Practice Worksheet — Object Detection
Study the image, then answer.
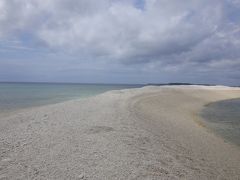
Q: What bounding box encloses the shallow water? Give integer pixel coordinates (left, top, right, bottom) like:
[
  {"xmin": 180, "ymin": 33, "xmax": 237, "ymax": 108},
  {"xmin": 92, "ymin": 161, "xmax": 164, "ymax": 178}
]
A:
[
  {"xmin": 0, "ymin": 82, "xmax": 142, "ymax": 115},
  {"xmin": 201, "ymin": 98, "xmax": 240, "ymax": 146}
]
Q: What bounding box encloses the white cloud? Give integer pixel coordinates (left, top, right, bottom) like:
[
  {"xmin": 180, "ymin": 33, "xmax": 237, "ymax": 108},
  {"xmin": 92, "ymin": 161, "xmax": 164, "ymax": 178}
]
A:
[
  {"xmin": 37, "ymin": 0, "xmax": 224, "ymax": 62},
  {"xmin": 0, "ymin": 0, "xmax": 239, "ymax": 84}
]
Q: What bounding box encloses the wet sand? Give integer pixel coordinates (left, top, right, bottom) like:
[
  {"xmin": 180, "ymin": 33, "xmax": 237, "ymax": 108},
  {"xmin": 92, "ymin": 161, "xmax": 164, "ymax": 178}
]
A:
[{"xmin": 0, "ymin": 86, "xmax": 240, "ymax": 179}]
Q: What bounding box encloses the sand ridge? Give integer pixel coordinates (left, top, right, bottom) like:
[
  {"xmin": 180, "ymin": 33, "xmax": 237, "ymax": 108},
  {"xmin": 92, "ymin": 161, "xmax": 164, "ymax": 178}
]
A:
[{"xmin": 0, "ymin": 85, "xmax": 240, "ymax": 179}]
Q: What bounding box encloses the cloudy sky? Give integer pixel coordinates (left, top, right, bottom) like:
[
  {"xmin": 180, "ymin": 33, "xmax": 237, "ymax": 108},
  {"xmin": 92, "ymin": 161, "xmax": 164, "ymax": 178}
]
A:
[{"xmin": 0, "ymin": 0, "xmax": 240, "ymax": 85}]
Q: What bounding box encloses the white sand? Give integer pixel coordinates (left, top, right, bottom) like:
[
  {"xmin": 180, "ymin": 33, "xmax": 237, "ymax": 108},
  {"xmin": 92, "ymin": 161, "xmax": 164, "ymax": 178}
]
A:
[{"xmin": 0, "ymin": 86, "xmax": 240, "ymax": 179}]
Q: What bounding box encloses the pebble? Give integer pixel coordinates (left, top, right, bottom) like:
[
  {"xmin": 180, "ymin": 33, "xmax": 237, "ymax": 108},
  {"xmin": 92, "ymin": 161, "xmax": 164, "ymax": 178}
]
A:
[
  {"xmin": 1, "ymin": 158, "xmax": 11, "ymax": 162},
  {"xmin": 78, "ymin": 173, "xmax": 85, "ymax": 179}
]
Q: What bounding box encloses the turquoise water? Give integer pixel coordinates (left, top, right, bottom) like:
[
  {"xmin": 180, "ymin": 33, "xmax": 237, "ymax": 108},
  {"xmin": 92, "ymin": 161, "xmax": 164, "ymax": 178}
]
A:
[
  {"xmin": 201, "ymin": 98, "xmax": 240, "ymax": 146},
  {"xmin": 0, "ymin": 82, "xmax": 142, "ymax": 115}
]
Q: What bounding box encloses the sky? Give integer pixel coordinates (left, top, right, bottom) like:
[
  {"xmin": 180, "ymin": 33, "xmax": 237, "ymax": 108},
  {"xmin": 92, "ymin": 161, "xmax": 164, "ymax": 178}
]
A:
[{"xmin": 0, "ymin": 0, "xmax": 240, "ymax": 85}]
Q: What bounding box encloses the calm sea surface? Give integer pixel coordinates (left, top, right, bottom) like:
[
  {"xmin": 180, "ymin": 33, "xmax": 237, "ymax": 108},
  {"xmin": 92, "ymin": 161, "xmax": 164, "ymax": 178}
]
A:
[
  {"xmin": 0, "ymin": 82, "xmax": 142, "ymax": 115},
  {"xmin": 201, "ymin": 98, "xmax": 240, "ymax": 146}
]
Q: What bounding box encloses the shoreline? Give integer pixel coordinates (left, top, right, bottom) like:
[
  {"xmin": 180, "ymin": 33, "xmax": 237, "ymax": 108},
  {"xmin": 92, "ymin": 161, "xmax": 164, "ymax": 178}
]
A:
[
  {"xmin": 1, "ymin": 85, "xmax": 237, "ymax": 118},
  {"xmin": 0, "ymin": 88, "xmax": 131, "ymax": 118},
  {"xmin": 0, "ymin": 83, "xmax": 142, "ymax": 118},
  {"xmin": 1, "ymin": 85, "xmax": 240, "ymax": 179},
  {"xmin": 0, "ymin": 96, "xmax": 90, "ymax": 119},
  {"xmin": 199, "ymin": 98, "xmax": 240, "ymax": 147}
]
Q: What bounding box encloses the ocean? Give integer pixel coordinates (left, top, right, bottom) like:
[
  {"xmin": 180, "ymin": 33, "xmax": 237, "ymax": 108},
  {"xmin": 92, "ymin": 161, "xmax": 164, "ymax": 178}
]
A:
[
  {"xmin": 0, "ymin": 82, "xmax": 142, "ymax": 115},
  {"xmin": 201, "ymin": 98, "xmax": 240, "ymax": 146}
]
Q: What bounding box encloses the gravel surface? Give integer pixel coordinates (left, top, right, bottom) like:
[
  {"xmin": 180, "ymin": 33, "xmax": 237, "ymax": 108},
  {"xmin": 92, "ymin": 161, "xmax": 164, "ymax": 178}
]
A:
[{"xmin": 0, "ymin": 86, "xmax": 240, "ymax": 179}]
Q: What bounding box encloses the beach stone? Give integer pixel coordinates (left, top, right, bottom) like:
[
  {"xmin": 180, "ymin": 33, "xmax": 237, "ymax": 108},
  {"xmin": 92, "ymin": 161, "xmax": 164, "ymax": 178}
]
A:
[
  {"xmin": 1, "ymin": 158, "xmax": 11, "ymax": 162},
  {"xmin": 85, "ymin": 126, "xmax": 114, "ymax": 134},
  {"xmin": 0, "ymin": 175, "xmax": 7, "ymax": 180},
  {"xmin": 78, "ymin": 173, "xmax": 85, "ymax": 179}
]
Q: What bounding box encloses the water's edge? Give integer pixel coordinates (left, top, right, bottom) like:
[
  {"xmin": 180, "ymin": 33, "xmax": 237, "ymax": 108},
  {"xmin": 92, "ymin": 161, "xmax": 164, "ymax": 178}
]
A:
[
  {"xmin": 0, "ymin": 83, "xmax": 142, "ymax": 117},
  {"xmin": 200, "ymin": 98, "xmax": 240, "ymax": 147}
]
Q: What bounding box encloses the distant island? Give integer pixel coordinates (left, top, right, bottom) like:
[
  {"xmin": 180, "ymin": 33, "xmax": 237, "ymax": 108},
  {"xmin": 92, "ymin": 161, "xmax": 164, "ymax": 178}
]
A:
[{"xmin": 146, "ymin": 83, "xmax": 215, "ymax": 86}]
